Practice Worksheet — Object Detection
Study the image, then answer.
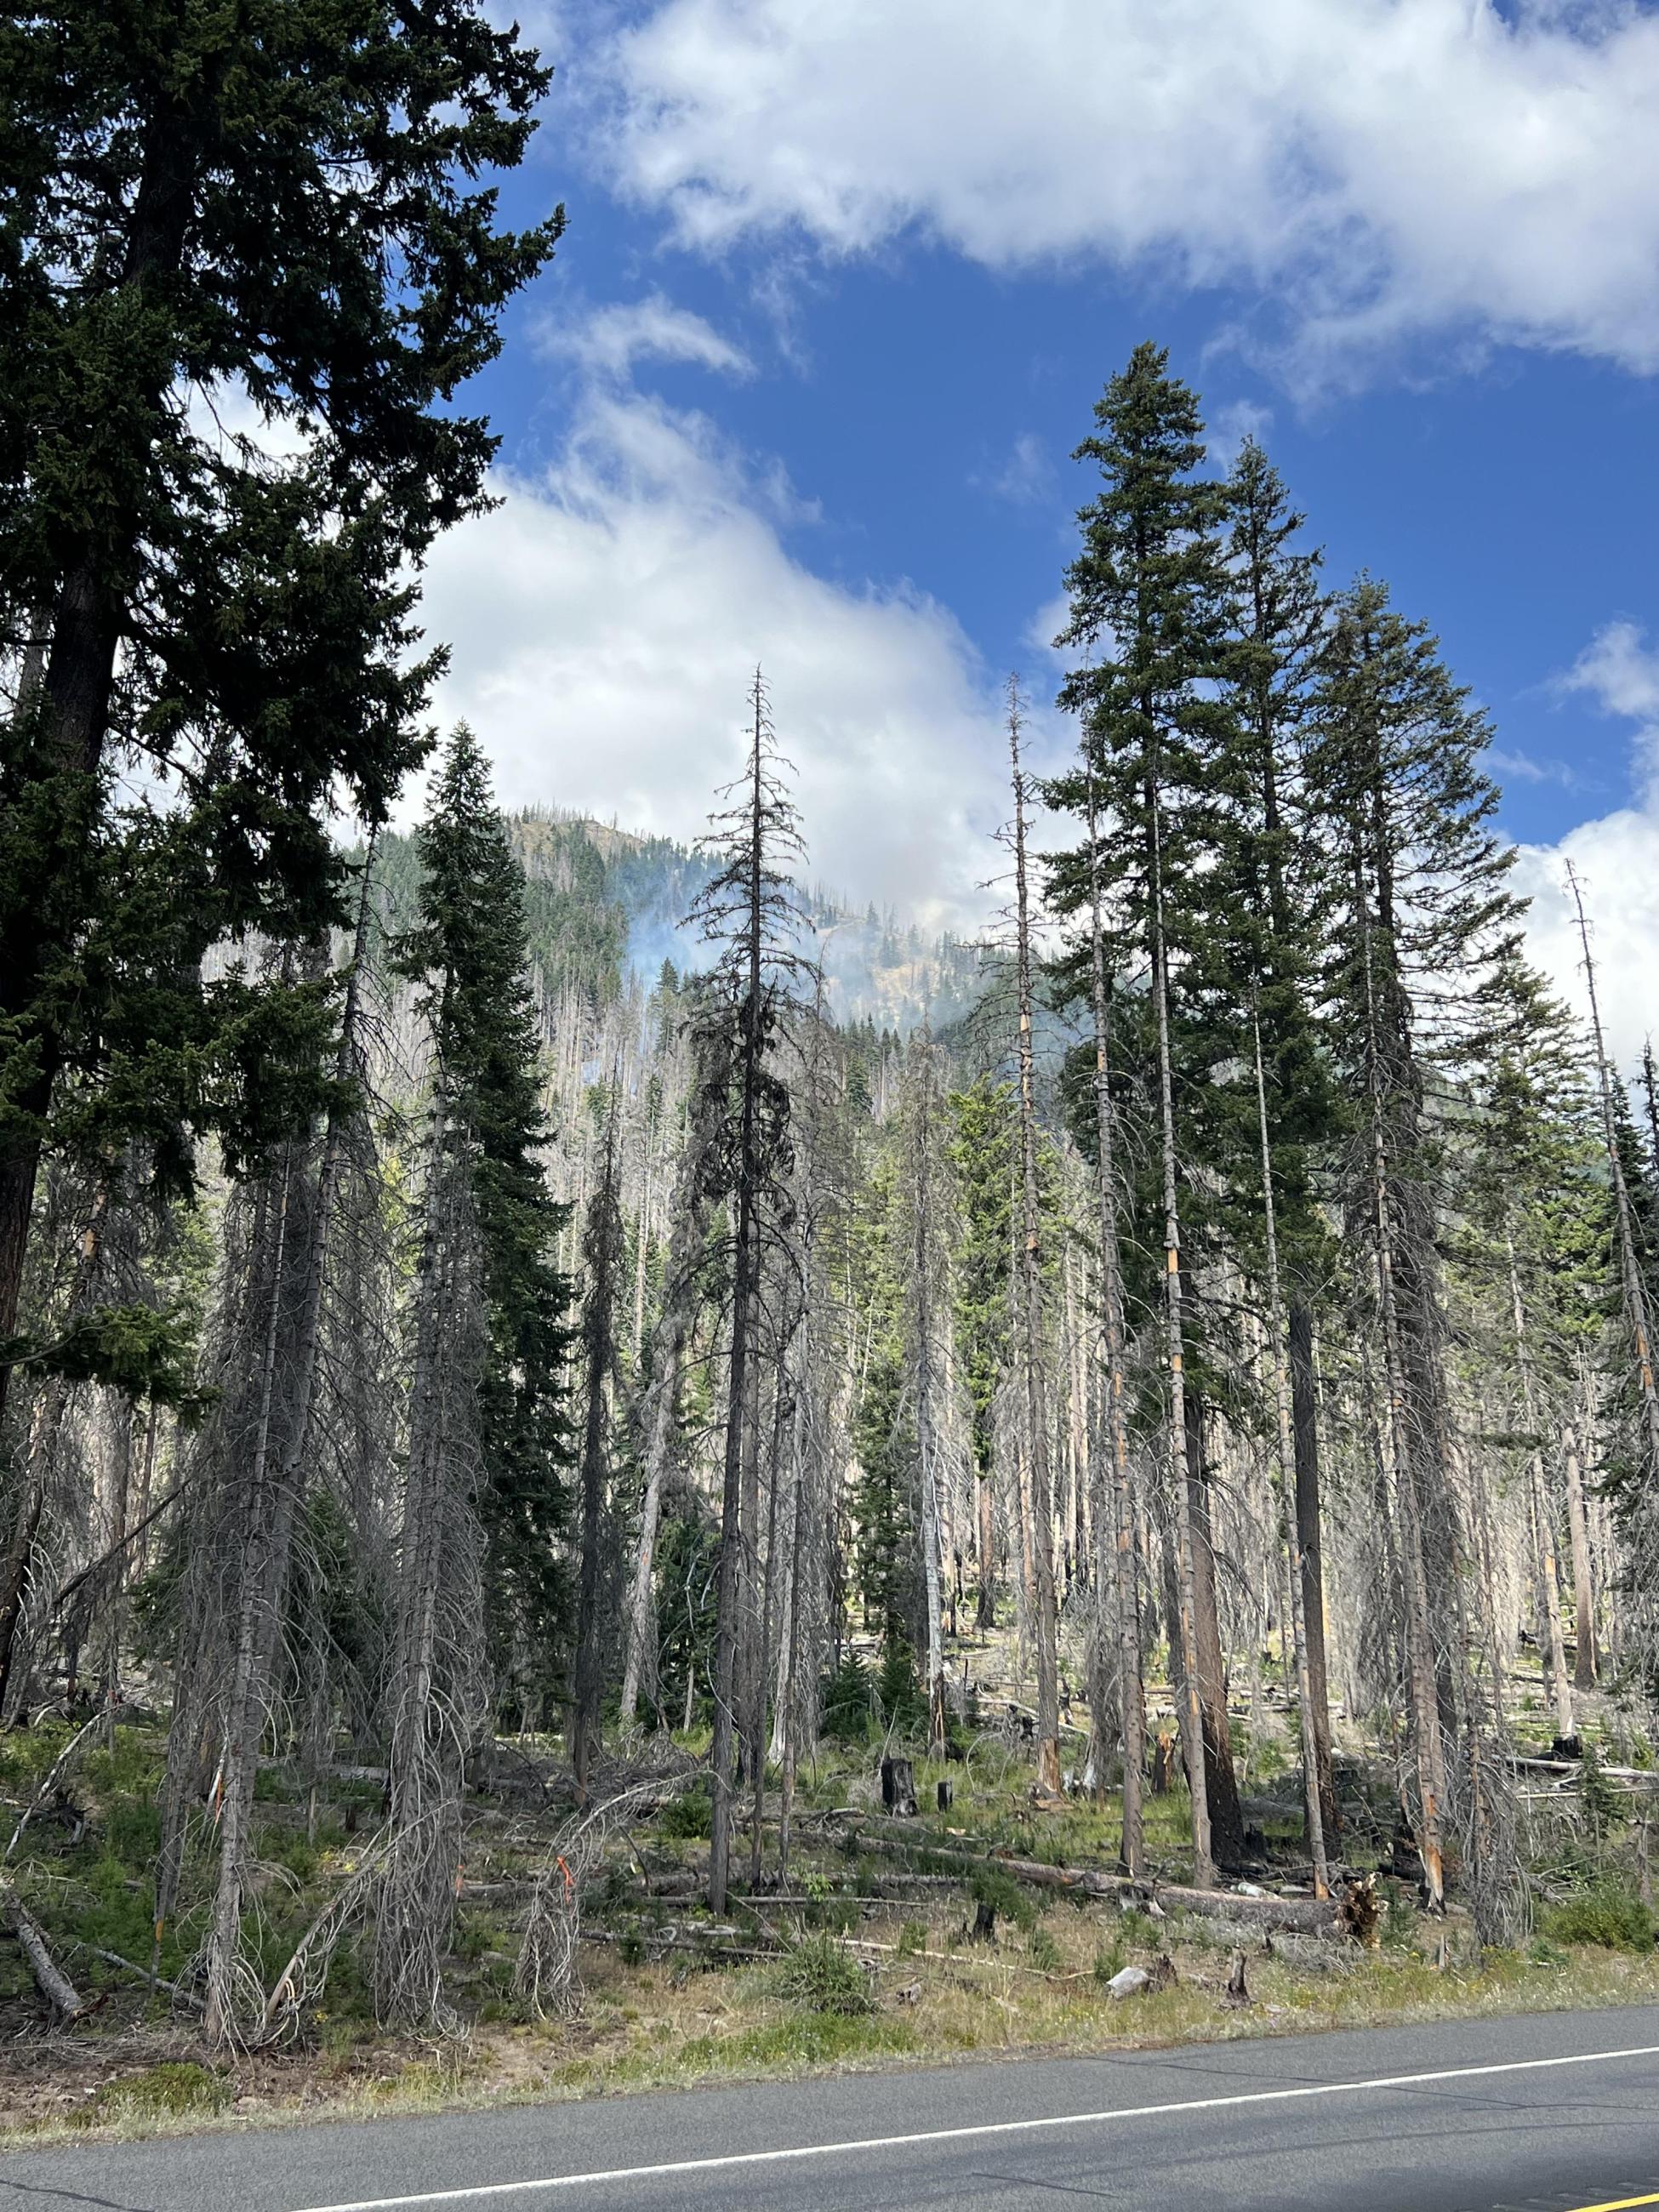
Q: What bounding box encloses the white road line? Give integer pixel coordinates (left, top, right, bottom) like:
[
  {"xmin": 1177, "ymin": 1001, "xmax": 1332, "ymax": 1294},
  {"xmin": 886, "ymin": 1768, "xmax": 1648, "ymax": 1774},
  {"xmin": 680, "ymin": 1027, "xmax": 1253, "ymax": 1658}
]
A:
[{"xmin": 291, "ymin": 2039, "xmax": 1659, "ymax": 2210}]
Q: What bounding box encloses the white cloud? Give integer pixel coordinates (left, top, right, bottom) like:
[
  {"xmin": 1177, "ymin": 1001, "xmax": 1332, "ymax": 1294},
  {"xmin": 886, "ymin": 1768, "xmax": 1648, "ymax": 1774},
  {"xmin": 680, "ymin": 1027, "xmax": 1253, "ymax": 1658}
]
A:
[
  {"xmin": 1517, "ymin": 620, "xmax": 1659, "ymax": 1071},
  {"xmin": 597, "ymin": 0, "xmax": 1659, "ymax": 379},
  {"xmin": 980, "ymin": 430, "xmax": 1055, "ymax": 505},
  {"xmin": 1558, "ymin": 619, "xmax": 1659, "ymax": 757},
  {"xmin": 1208, "ymin": 398, "xmax": 1276, "ymax": 471},
  {"xmin": 416, "ymin": 387, "xmax": 1012, "ymax": 929},
  {"xmin": 537, "ymin": 291, "xmax": 755, "ymax": 381}
]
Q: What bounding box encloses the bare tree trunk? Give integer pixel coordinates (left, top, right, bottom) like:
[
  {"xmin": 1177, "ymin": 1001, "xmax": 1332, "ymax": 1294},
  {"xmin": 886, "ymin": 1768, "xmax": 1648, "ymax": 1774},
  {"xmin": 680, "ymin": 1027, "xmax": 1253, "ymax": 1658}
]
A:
[
  {"xmin": 1569, "ymin": 865, "xmax": 1659, "ymax": 1671},
  {"xmin": 1184, "ymin": 1412, "xmax": 1247, "ymax": 1867},
  {"xmin": 1085, "ymin": 780, "xmax": 1143, "ymax": 1871},
  {"xmin": 1006, "ymin": 685, "xmax": 1061, "ymax": 1798},
  {"xmin": 377, "ymin": 1120, "xmax": 487, "ymax": 2028},
  {"xmin": 1289, "ymin": 1300, "xmax": 1338, "ymax": 1841},
  {"xmin": 1369, "ymin": 1080, "xmax": 1447, "ymax": 1911},
  {"xmin": 573, "ymin": 1086, "xmax": 624, "ymax": 1796},
  {"xmin": 1506, "ymin": 1239, "xmax": 1572, "ymax": 1739},
  {"xmin": 619, "ymin": 1092, "xmax": 717, "ymax": 1723},
  {"xmin": 913, "ymin": 1039, "xmax": 948, "ymax": 1757},
  {"xmin": 1149, "ymin": 784, "xmax": 1212, "ymax": 1887},
  {"xmin": 202, "ymin": 1143, "xmax": 294, "ymax": 2049},
  {"xmin": 1251, "ymin": 1018, "xmax": 1330, "ymax": 1894},
  {"xmin": 1564, "ymin": 1418, "xmax": 1599, "ymax": 1689},
  {"xmin": 973, "ymin": 1474, "xmax": 995, "ymax": 1632},
  {"xmin": 0, "ymin": 1183, "xmax": 111, "ymax": 1717}
]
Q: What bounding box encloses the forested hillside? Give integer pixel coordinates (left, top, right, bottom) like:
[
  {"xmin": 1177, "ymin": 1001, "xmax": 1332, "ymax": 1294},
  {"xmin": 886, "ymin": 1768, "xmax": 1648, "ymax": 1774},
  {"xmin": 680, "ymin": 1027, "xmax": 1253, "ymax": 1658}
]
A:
[
  {"xmin": 3, "ymin": 0, "xmax": 1659, "ymax": 2112},
  {"xmin": 372, "ymin": 809, "xmax": 983, "ymax": 1037}
]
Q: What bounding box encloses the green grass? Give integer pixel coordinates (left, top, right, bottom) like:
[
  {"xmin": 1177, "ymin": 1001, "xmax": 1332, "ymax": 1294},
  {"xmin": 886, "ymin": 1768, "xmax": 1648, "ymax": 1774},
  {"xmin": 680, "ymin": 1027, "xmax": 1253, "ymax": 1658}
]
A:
[{"xmin": 72, "ymin": 2063, "xmax": 231, "ymax": 2128}]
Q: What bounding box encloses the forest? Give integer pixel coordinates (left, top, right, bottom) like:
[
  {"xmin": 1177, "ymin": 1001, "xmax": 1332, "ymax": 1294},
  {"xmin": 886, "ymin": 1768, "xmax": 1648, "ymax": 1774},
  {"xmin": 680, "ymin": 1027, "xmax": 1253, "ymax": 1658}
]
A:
[{"xmin": 4, "ymin": 0, "xmax": 1659, "ymax": 2117}]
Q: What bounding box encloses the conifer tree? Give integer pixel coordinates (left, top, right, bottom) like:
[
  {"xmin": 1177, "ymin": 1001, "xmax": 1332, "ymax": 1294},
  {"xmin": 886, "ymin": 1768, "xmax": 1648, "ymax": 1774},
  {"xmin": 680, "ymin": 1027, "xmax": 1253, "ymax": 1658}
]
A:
[
  {"xmin": 1307, "ymin": 578, "xmax": 1525, "ymax": 1929},
  {"xmin": 0, "ymin": 0, "xmax": 562, "ymax": 1452},
  {"xmin": 379, "ymin": 727, "xmax": 572, "ymax": 2024},
  {"xmin": 1047, "ymin": 341, "xmax": 1245, "ymax": 1884},
  {"xmin": 395, "ymin": 726, "xmax": 574, "ymax": 1713},
  {"xmin": 1217, "ymin": 440, "xmax": 1343, "ymax": 1844}
]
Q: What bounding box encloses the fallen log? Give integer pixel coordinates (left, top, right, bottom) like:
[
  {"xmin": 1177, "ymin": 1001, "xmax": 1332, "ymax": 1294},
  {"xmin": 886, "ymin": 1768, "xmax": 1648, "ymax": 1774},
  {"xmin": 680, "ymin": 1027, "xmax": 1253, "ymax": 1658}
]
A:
[
  {"xmin": 72, "ymin": 1942, "xmax": 204, "ymax": 2012},
  {"xmin": 841, "ymin": 1823, "xmax": 1350, "ymax": 1937},
  {"xmin": 579, "ymin": 1926, "xmax": 779, "ymax": 1965},
  {"xmin": 3, "ymin": 1890, "xmax": 86, "ymax": 2018},
  {"xmin": 1510, "ymin": 1755, "xmax": 1659, "ymax": 1783}
]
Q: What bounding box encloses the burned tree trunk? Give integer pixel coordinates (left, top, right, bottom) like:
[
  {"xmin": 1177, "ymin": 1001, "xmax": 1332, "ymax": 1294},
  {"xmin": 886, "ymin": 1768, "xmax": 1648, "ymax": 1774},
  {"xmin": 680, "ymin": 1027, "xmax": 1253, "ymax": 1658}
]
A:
[
  {"xmin": 619, "ymin": 1077, "xmax": 720, "ymax": 1724},
  {"xmin": 1006, "ymin": 685, "xmax": 1061, "ymax": 1799},
  {"xmin": 573, "ymin": 1086, "xmax": 625, "ymax": 1796},
  {"xmin": 1289, "ymin": 1299, "xmax": 1338, "ymax": 1844},
  {"xmin": 1085, "ymin": 777, "xmax": 1145, "ymax": 1872}
]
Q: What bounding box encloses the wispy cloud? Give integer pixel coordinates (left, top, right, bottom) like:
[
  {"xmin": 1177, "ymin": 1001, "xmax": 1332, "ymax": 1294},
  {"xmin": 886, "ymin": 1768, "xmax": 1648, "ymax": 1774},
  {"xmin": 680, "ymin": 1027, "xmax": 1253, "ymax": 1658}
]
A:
[
  {"xmin": 1489, "ymin": 745, "xmax": 1579, "ymax": 790},
  {"xmin": 978, "ymin": 430, "xmax": 1055, "ymax": 505},
  {"xmin": 1207, "ymin": 397, "xmax": 1275, "ymax": 470},
  {"xmin": 536, "ymin": 292, "xmax": 755, "ymax": 383}
]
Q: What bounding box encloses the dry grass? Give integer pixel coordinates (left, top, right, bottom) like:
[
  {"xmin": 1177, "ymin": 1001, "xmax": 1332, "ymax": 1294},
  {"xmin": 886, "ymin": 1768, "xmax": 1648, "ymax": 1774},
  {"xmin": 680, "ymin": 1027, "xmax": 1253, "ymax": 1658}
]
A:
[{"xmin": 10, "ymin": 1887, "xmax": 1659, "ymax": 2151}]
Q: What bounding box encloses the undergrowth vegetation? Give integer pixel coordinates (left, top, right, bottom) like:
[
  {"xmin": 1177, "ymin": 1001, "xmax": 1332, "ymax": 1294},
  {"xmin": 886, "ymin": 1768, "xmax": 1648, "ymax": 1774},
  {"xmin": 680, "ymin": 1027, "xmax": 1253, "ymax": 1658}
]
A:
[{"xmin": 4, "ymin": 1631, "xmax": 1659, "ymax": 2148}]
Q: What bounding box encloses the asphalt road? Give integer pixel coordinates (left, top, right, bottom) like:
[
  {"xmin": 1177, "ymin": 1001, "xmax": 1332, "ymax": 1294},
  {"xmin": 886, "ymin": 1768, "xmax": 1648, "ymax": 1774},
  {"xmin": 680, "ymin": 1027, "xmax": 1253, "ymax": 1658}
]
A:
[{"xmin": 5, "ymin": 2004, "xmax": 1659, "ymax": 2212}]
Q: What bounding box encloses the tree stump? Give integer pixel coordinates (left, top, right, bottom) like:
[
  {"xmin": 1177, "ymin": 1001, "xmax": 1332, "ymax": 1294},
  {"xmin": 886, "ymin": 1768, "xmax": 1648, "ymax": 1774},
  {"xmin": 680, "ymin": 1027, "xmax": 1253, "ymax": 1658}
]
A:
[
  {"xmin": 881, "ymin": 1756, "xmax": 918, "ymax": 1817},
  {"xmin": 972, "ymin": 1896, "xmax": 997, "ymax": 1942},
  {"xmin": 1340, "ymin": 1872, "xmax": 1382, "ymax": 1947}
]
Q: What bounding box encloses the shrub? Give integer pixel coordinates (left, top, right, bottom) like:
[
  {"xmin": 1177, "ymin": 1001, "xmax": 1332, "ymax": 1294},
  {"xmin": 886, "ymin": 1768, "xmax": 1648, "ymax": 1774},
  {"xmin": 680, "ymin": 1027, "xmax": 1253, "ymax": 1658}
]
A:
[
  {"xmin": 779, "ymin": 1932, "xmax": 875, "ymax": 2015},
  {"xmin": 75, "ymin": 2062, "xmax": 231, "ymax": 2125},
  {"xmin": 658, "ymin": 1782, "xmax": 714, "ymax": 1839},
  {"xmin": 1093, "ymin": 1934, "xmax": 1126, "ymax": 1984},
  {"xmin": 970, "ymin": 1864, "xmax": 1037, "ymax": 1935},
  {"xmin": 1539, "ymin": 1884, "xmax": 1655, "ymax": 1953},
  {"xmin": 1029, "ymin": 1926, "xmax": 1062, "ymax": 1973},
  {"xmin": 819, "ymin": 1654, "xmax": 875, "ymax": 1743}
]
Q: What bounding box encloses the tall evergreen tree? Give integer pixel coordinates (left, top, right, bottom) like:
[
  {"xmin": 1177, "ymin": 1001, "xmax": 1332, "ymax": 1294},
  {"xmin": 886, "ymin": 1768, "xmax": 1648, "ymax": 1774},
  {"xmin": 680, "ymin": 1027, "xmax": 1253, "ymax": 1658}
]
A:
[
  {"xmin": 1307, "ymin": 576, "xmax": 1525, "ymax": 1930},
  {"xmin": 0, "ymin": 0, "xmax": 561, "ymax": 1453},
  {"xmin": 393, "ymin": 725, "xmax": 574, "ymax": 1713},
  {"xmin": 1046, "ymin": 341, "xmax": 1245, "ymax": 1883},
  {"xmin": 1218, "ymin": 437, "xmax": 1344, "ymax": 1850}
]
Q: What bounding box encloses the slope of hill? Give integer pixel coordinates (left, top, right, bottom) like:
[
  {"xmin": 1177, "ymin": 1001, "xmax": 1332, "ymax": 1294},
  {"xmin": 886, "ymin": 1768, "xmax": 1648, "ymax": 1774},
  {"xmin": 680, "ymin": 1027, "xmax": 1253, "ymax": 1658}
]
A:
[{"xmin": 374, "ymin": 808, "xmax": 984, "ymax": 1034}]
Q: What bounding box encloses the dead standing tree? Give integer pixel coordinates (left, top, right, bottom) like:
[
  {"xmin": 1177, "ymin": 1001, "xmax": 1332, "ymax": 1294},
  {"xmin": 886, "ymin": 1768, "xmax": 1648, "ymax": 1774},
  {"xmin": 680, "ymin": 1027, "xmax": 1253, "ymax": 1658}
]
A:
[
  {"xmin": 1569, "ymin": 864, "xmax": 1659, "ymax": 1681},
  {"xmin": 1082, "ymin": 773, "xmax": 1146, "ymax": 1871},
  {"xmin": 1002, "ymin": 681, "xmax": 1063, "ymax": 1799},
  {"xmin": 572, "ymin": 1077, "xmax": 625, "ymax": 1796},
  {"xmin": 376, "ymin": 1126, "xmax": 487, "ymax": 2027},
  {"xmin": 619, "ymin": 1053, "xmax": 724, "ymax": 1725},
  {"xmin": 906, "ymin": 1027, "xmax": 950, "ymax": 1756},
  {"xmin": 686, "ymin": 672, "xmax": 814, "ymax": 1914}
]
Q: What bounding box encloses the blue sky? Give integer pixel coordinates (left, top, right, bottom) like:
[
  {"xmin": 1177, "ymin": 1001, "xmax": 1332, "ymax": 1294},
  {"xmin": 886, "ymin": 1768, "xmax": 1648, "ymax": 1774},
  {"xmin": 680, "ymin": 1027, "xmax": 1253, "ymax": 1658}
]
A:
[{"xmin": 415, "ymin": 0, "xmax": 1659, "ymax": 1058}]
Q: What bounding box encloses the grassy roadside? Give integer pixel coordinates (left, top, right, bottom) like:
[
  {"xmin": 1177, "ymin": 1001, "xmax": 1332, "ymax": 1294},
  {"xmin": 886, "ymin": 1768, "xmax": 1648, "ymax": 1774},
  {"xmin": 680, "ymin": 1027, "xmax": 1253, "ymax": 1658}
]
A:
[
  {"xmin": 7, "ymin": 1932, "xmax": 1659, "ymax": 2151},
  {"xmin": 6, "ymin": 1655, "xmax": 1658, "ymax": 2151}
]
